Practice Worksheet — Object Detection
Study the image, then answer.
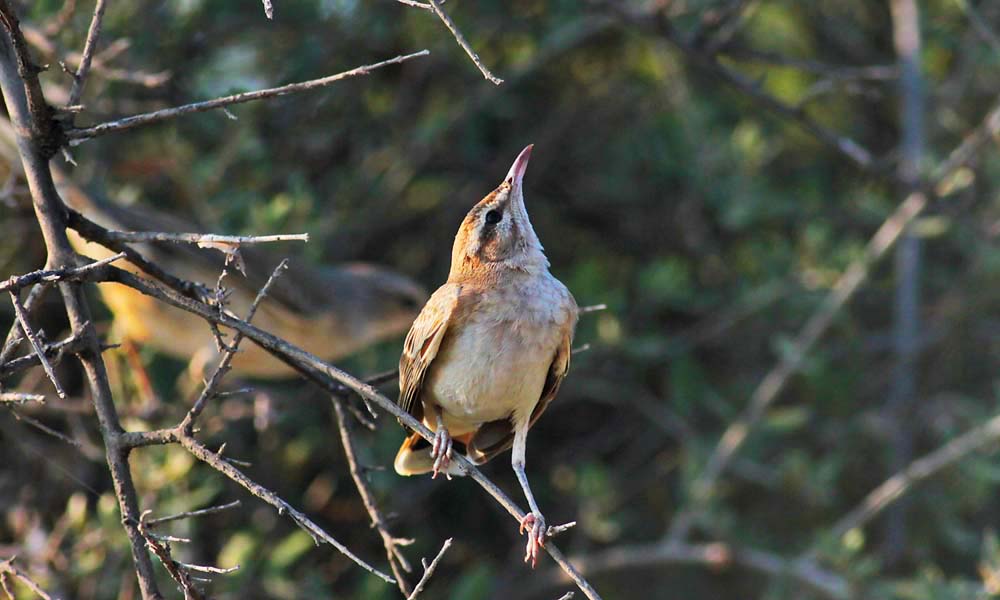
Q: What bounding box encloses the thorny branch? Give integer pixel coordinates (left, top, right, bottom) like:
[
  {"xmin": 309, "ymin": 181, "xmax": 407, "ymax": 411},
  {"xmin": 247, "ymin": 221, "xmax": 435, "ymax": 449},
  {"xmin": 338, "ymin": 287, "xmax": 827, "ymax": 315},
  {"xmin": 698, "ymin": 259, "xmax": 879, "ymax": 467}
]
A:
[{"xmin": 65, "ymin": 50, "xmax": 430, "ymax": 143}]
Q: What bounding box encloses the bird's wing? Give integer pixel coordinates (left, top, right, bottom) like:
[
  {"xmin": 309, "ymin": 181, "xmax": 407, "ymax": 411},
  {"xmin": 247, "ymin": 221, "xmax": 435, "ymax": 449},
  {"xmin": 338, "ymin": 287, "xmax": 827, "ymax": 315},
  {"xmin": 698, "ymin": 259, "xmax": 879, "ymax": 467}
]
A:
[
  {"xmin": 468, "ymin": 317, "xmax": 575, "ymax": 463},
  {"xmin": 397, "ymin": 283, "xmax": 463, "ymax": 429}
]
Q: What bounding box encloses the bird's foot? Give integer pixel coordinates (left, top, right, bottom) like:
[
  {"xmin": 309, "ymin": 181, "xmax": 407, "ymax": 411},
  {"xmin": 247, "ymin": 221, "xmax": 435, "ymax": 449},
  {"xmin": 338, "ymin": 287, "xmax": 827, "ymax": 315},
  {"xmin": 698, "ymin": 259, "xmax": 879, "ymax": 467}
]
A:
[
  {"xmin": 430, "ymin": 427, "xmax": 452, "ymax": 480},
  {"xmin": 519, "ymin": 511, "xmax": 546, "ymax": 568}
]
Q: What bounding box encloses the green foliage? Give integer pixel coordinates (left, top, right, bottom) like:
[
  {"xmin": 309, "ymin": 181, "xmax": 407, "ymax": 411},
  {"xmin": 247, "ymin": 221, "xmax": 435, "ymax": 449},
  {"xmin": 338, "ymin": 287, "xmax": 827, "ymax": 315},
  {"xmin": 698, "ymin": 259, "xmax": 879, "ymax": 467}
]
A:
[{"xmin": 3, "ymin": 0, "xmax": 1000, "ymax": 598}]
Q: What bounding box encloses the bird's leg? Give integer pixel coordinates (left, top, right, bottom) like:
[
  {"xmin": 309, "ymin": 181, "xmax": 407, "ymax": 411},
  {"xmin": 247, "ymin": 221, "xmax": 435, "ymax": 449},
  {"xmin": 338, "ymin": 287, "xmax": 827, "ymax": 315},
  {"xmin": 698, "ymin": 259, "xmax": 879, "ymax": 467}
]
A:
[
  {"xmin": 430, "ymin": 405, "xmax": 453, "ymax": 480},
  {"xmin": 512, "ymin": 423, "xmax": 545, "ymax": 568}
]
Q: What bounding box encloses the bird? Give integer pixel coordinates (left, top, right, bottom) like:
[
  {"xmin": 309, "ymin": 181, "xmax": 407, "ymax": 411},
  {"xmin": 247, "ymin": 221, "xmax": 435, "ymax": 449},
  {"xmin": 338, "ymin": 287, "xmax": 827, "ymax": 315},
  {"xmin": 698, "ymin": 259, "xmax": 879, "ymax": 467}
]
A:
[
  {"xmin": 0, "ymin": 117, "xmax": 426, "ymax": 383},
  {"xmin": 392, "ymin": 145, "xmax": 578, "ymax": 567},
  {"xmin": 55, "ymin": 174, "xmax": 427, "ymax": 381}
]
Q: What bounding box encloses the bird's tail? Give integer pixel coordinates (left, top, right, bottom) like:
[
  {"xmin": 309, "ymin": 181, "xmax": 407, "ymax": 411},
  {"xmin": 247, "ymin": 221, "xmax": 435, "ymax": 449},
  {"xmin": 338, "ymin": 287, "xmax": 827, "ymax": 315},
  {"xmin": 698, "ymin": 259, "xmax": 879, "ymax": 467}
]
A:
[{"xmin": 393, "ymin": 432, "xmax": 480, "ymax": 477}]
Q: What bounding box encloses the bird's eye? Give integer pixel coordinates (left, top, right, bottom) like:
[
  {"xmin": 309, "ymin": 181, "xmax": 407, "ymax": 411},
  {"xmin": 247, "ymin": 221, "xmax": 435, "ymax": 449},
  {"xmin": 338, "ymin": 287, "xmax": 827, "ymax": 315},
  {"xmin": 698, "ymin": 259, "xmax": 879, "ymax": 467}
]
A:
[{"xmin": 484, "ymin": 209, "xmax": 502, "ymax": 225}]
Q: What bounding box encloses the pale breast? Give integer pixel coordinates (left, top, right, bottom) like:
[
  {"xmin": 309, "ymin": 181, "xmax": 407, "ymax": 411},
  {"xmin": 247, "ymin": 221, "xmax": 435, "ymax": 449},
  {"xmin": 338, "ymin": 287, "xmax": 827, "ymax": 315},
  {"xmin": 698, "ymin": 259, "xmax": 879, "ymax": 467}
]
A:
[{"xmin": 425, "ymin": 274, "xmax": 574, "ymax": 433}]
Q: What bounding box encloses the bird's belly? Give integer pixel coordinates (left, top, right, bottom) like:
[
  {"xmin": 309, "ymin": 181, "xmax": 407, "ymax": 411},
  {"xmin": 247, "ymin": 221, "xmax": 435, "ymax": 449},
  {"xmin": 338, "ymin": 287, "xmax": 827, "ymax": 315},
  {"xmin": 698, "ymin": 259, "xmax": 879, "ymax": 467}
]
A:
[{"xmin": 426, "ymin": 323, "xmax": 557, "ymax": 433}]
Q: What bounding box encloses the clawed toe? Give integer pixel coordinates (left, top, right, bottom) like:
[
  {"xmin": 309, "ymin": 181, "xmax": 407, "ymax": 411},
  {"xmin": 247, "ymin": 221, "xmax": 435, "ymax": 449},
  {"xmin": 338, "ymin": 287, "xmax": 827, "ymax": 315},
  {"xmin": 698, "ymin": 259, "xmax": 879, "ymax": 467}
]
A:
[
  {"xmin": 430, "ymin": 428, "xmax": 452, "ymax": 479},
  {"xmin": 519, "ymin": 512, "xmax": 546, "ymax": 568}
]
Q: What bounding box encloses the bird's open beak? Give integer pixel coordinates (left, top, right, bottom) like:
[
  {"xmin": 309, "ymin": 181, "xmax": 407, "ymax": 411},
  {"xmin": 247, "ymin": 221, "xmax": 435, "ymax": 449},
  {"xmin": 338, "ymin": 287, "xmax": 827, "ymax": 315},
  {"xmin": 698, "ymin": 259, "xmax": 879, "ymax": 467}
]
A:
[{"xmin": 504, "ymin": 144, "xmax": 533, "ymax": 191}]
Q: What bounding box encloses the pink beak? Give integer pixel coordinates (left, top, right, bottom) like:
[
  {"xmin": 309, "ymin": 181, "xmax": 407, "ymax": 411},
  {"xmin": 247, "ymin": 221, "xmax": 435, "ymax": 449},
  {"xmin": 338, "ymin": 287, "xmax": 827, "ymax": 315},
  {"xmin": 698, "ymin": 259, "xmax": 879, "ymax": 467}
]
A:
[{"xmin": 504, "ymin": 144, "xmax": 534, "ymax": 189}]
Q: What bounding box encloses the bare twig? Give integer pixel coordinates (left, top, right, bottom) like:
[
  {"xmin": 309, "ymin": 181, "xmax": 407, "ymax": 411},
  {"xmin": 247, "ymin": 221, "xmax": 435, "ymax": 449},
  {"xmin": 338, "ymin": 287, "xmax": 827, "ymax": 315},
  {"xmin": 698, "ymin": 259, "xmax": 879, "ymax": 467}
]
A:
[
  {"xmin": 334, "ymin": 399, "xmax": 414, "ymax": 595},
  {"xmin": 177, "ymin": 432, "xmax": 394, "ymax": 583},
  {"xmin": 138, "ymin": 511, "xmax": 206, "ymax": 600},
  {"xmin": 579, "ymin": 304, "xmax": 607, "ymax": 314},
  {"xmin": 0, "ymin": 251, "xmax": 126, "ymax": 293},
  {"xmin": 0, "ymin": 557, "xmax": 54, "ymax": 600},
  {"xmin": 64, "ymin": 206, "xmax": 213, "ymax": 303},
  {"xmin": 555, "ymin": 593, "xmax": 575, "ymax": 600},
  {"xmin": 262, "ymin": 0, "xmax": 273, "ymax": 19},
  {"xmin": 66, "ymin": 0, "xmax": 107, "ymax": 107},
  {"xmin": 96, "ymin": 231, "xmax": 309, "ymax": 245},
  {"xmin": 0, "ymin": 282, "xmax": 48, "ymax": 365},
  {"xmin": 65, "ymin": 50, "xmax": 430, "ymax": 143},
  {"xmin": 9, "ymin": 292, "xmax": 66, "ymax": 399},
  {"xmin": 0, "ymin": 391, "xmax": 44, "ymax": 404},
  {"xmin": 144, "ymin": 501, "xmax": 242, "ymax": 528},
  {"xmin": 425, "ymin": 0, "xmax": 503, "ymax": 85},
  {"xmin": 406, "ymin": 538, "xmax": 452, "ymax": 600},
  {"xmin": 7, "ymin": 407, "xmax": 83, "ymax": 448},
  {"xmin": 179, "ymin": 260, "xmax": 288, "ymax": 433}
]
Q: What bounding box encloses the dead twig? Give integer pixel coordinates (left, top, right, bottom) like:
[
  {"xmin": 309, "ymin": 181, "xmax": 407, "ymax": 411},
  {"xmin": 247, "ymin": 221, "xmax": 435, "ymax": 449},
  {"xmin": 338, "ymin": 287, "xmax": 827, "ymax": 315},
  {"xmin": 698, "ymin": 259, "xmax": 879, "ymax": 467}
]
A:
[
  {"xmin": 144, "ymin": 501, "xmax": 242, "ymax": 528},
  {"xmin": 179, "ymin": 260, "xmax": 288, "ymax": 433},
  {"xmin": 406, "ymin": 538, "xmax": 452, "ymax": 600},
  {"xmin": 65, "ymin": 50, "xmax": 430, "ymax": 143},
  {"xmin": 0, "ymin": 252, "xmax": 126, "ymax": 293},
  {"xmin": 138, "ymin": 511, "xmax": 207, "ymax": 600},
  {"xmin": 96, "ymin": 231, "xmax": 309, "ymax": 246},
  {"xmin": 66, "ymin": 0, "xmax": 106, "ymax": 107},
  {"xmin": 425, "ymin": 0, "xmax": 503, "ymax": 85},
  {"xmin": 334, "ymin": 399, "xmax": 414, "ymax": 595},
  {"xmin": 177, "ymin": 432, "xmax": 394, "ymax": 583},
  {"xmin": 9, "ymin": 292, "xmax": 66, "ymax": 399},
  {"xmin": 0, "ymin": 391, "xmax": 44, "ymax": 404}
]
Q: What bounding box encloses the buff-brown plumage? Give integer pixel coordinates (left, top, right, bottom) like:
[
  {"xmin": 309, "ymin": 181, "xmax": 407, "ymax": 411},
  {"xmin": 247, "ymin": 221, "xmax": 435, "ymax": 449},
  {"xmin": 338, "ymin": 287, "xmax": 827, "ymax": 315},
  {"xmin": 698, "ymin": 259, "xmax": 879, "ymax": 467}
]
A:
[{"xmin": 393, "ymin": 145, "xmax": 578, "ymax": 567}]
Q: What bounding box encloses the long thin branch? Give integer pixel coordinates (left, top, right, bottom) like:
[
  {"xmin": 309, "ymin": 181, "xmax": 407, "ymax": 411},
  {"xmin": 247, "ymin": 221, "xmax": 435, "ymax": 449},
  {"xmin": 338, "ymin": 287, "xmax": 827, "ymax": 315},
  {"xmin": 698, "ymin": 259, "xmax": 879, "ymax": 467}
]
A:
[
  {"xmin": 425, "ymin": 0, "xmax": 503, "ymax": 85},
  {"xmin": 144, "ymin": 500, "xmax": 242, "ymax": 528},
  {"xmin": 96, "ymin": 231, "xmax": 309, "ymax": 245},
  {"xmin": 65, "ymin": 50, "xmax": 430, "ymax": 142},
  {"xmin": 333, "ymin": 399, "xmax": 414, "ymax": 596},
  {"xmin": 66, "ymin": 0, "xmax": 107, "ymax": 107}
]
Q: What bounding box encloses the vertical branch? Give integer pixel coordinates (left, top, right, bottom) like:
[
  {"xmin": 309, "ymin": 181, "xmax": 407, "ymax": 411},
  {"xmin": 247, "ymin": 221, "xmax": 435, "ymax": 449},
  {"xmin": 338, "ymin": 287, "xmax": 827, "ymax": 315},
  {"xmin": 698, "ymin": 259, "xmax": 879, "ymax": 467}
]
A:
[
  {"xmin": 333, "ymin": 399, "xmax": 414, "ymax": 596},
  {"xmin": 0, "ymin": 3, "xmax": 162, "ymax": 598},
  {"xmin": 884, "ymin": 0, "xmax": 925, "ymax": 565},
  {"xmin": 66, "ymin": 0, "xmax": 107, "ymax": 107}
]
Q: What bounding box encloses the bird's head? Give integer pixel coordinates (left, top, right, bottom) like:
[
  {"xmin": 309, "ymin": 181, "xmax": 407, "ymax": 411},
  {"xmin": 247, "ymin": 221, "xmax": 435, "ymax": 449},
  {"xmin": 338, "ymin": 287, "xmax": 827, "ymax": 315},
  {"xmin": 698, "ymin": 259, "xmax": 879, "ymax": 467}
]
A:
[{"xmin": 449, "ymin": 144, "xmax": 548, "ymax": 281}]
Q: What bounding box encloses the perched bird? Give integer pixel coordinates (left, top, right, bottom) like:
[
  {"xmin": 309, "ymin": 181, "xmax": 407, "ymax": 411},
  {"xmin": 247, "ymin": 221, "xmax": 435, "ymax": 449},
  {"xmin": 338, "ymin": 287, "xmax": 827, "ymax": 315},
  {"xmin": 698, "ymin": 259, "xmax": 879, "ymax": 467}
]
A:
[
  {"xmin": 57, "ymin": 178, "xmax": 426, "ymax": 380},
  {"xmin": 393, "ymin": 145, "xmax": 578, "ymax": 567},
  {"xmin": 0, "ymin": 116, "xmax": 426, "ymax": 381}
]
